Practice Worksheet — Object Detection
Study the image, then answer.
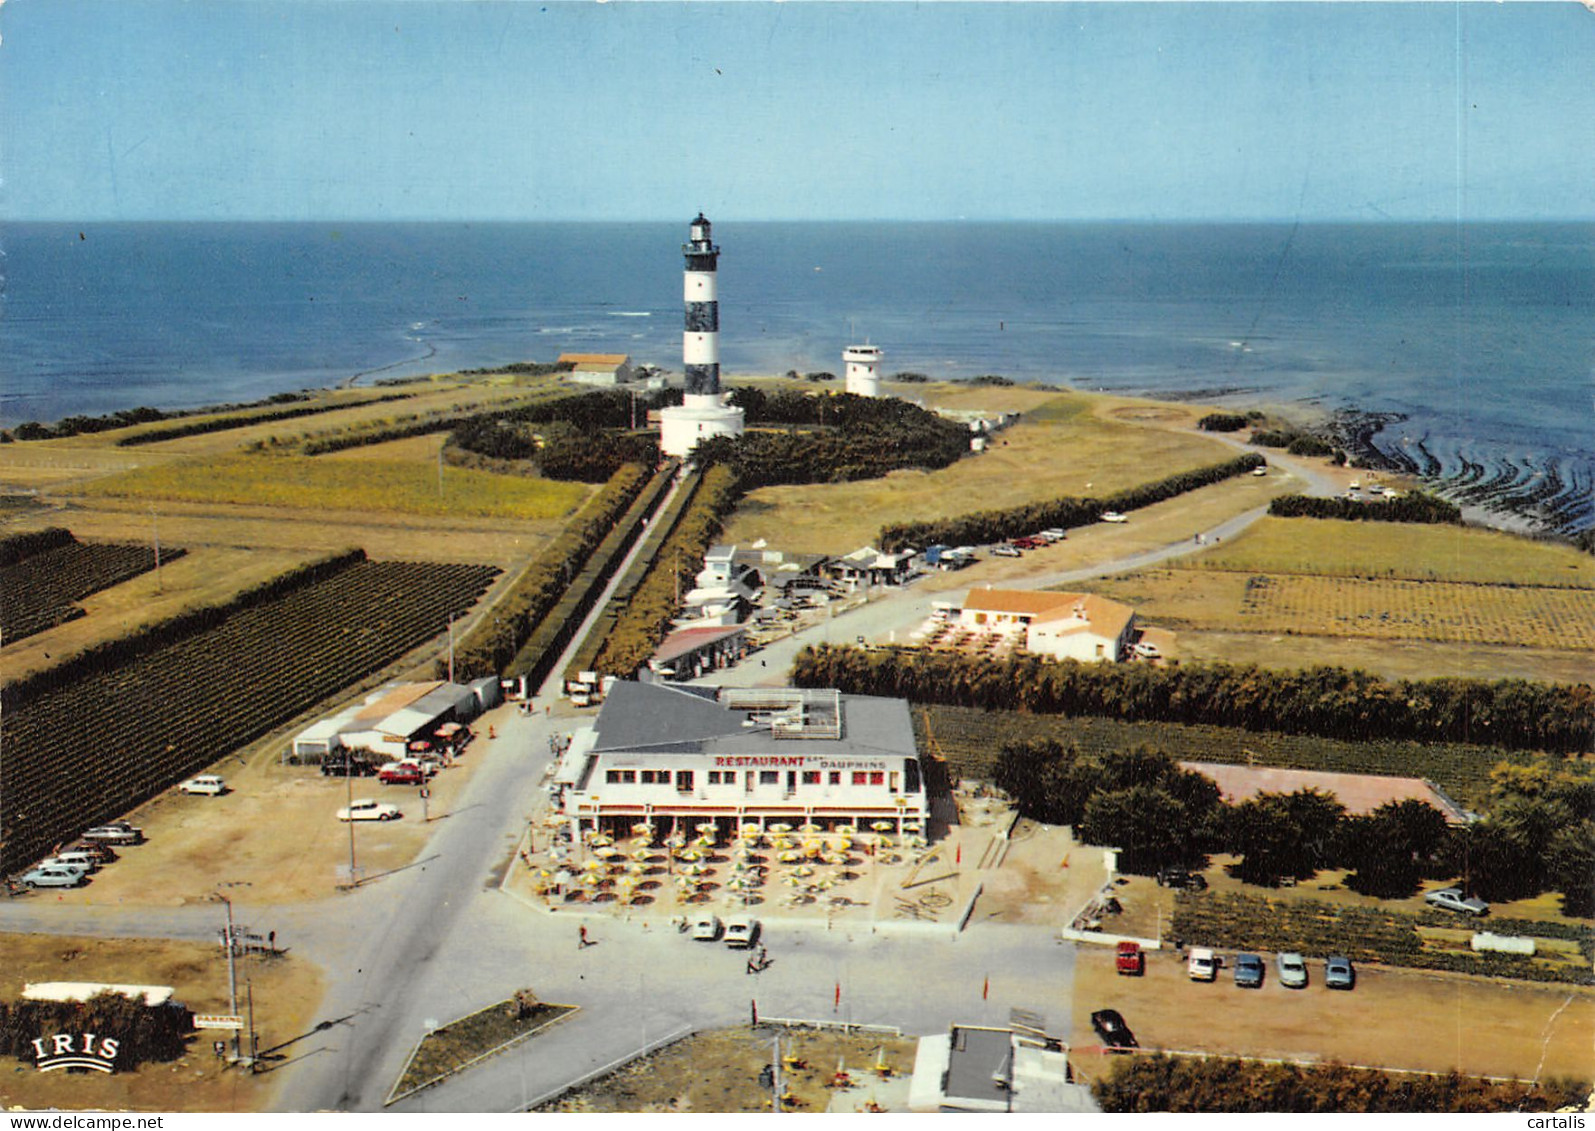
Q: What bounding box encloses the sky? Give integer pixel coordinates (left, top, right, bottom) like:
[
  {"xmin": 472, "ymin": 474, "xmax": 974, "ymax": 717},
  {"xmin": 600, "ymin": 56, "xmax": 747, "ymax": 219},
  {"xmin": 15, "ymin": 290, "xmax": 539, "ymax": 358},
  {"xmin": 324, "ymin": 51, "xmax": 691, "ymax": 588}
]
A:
[{"xmin": 1, "ymin": 0, "xmax": 1592, "ymax": 222}]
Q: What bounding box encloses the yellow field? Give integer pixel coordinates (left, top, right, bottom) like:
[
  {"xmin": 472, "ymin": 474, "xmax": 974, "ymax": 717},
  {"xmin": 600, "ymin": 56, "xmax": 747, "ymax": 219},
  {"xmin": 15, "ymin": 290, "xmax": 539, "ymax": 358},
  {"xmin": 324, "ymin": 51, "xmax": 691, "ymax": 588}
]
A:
[
  {"xmin": 1098, "ymin": 568, "xmax": 1595, "ymax": 650},
  {"xmin": 64, "ymin": 451, "xmax": 588, "ymax": 520},
  {"xmin": 1185, "ymin": 515, "xmax": 1595, "ymax": 588},
  {"xmin": 1174, "ymin": 630, "xmax": 1595, "ymax": 685},
  {"xmin": 1240, "ymin": 573, "xmax": 1595, "ymax": 649},
  {"xmin": 720, "ymin": 391, "xmax": 1237, "ymax": 553}
]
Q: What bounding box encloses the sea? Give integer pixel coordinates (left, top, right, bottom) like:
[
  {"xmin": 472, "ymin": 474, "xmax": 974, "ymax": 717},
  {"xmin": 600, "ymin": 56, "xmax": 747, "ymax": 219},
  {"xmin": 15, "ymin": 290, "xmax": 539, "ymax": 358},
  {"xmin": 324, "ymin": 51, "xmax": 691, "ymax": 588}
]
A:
[{"xmin": 2, "ymin": 221, "xmax": 1590, "ymax": 532}]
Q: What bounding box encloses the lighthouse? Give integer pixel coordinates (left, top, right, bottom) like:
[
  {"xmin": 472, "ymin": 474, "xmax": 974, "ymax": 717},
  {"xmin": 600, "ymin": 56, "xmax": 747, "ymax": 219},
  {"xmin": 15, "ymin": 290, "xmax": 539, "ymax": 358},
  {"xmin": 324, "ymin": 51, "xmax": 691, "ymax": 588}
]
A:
[
  {"xmin": 844, "ymin": 344, "xmax": 884, "ymax": 398},
  {"xmin": 659, "ymin": 213, "xmax": 746, "ymax": 458}
]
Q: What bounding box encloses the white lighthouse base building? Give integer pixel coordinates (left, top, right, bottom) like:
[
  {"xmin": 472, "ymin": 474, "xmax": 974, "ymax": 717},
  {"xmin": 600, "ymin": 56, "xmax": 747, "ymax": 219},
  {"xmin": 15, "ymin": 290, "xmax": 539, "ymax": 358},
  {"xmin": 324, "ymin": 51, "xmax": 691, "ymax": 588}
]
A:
[{"xmin": 659, "ymin": 393, "xmax": 745, "ymax": 458}]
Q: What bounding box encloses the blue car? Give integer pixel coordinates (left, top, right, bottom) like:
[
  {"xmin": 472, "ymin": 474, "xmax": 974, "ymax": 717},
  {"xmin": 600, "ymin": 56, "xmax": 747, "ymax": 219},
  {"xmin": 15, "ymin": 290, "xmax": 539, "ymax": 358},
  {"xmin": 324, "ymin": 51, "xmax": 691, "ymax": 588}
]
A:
[
  {"xmin": 1325, "ymin": 956, "xmax": 1356, "ymax": 990},
  {"xmin": 1233, "ymin": 953, "xmax": 1265, "ymax": 988}
]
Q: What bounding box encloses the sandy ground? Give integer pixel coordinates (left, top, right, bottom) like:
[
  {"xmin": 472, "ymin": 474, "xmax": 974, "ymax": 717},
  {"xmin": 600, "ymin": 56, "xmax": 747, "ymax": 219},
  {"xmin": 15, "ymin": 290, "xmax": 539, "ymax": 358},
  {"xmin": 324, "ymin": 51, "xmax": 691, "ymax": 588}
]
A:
[
  {"xmin": 1069, "ymin": 945, "xmax": 1595, "ymax": 1084},
  {"xmin": 32, "ymin": 704, "xmax": 520, "ymax": 907},
  {"xmin": 535, "ymin": 1026, "xmax": 919, "ymax": 1113},
  {"xmin": 0, "ymin": 934, "xmax": 323, "ymax": 1113}
]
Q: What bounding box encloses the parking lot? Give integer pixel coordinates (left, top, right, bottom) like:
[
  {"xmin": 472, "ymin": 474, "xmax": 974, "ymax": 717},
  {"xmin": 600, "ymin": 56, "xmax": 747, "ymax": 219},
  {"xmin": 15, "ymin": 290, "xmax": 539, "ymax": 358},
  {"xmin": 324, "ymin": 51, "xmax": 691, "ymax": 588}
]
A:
[
  {"xmin": 13, "ymin": 707, "xmax": 513, "ymax": 906},
  {"xmin": 1070, "ymin": 944, "xmax": 1595, "ymax": 1083}
]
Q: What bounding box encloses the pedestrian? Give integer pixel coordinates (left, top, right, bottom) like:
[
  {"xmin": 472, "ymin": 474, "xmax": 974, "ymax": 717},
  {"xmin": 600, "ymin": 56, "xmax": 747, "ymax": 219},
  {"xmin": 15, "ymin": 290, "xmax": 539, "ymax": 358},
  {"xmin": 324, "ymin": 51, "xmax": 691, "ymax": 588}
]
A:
[
  {"xmin": 579, "ymin": 924, "xmax": 588, "ymax": 948},
  {"xmin": 268, "ymin": 930, "xmax": 276, "ymax": 952}
]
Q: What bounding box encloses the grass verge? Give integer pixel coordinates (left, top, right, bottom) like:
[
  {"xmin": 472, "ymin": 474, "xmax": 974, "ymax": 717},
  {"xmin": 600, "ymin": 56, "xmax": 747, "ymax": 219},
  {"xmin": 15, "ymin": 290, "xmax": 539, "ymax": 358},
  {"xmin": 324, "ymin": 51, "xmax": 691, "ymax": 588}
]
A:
[{"xmin": 389, "ymin": 999, "xmax": 577, "ymax": 1103}]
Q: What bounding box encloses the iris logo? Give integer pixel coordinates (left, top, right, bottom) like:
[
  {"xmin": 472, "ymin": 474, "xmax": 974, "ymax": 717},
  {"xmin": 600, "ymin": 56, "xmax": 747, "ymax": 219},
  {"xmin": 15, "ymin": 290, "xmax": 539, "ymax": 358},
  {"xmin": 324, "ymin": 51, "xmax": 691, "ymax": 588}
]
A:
[{"xmin": 30, "ymin": 1033, "xmax": 121, "ymax": 1073}]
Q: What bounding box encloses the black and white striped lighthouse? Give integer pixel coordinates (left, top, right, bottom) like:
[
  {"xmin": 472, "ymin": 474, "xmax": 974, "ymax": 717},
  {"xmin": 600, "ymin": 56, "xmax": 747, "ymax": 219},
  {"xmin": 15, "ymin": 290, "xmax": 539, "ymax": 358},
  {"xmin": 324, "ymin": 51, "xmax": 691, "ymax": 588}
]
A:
[
  {"xmin": 682, "ymin": 212, "xmax": 720, "ymax": 401},
  {"xmin": 660, "ymin": 212, "xmax": 744, "ymax": 457}
]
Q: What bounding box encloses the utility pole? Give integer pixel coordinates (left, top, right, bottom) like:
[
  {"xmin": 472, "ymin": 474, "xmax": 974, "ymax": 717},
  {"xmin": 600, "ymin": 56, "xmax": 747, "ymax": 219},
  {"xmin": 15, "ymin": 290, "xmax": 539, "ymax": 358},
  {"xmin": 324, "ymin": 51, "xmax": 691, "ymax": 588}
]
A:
[
  {"xmin": 448, "ymin": 614, "xmax": 455, "ymax": 684},
  {"xmin": 346, "ymin": 753, "xmax": 358, "ymax": 886},
  {"xmin": 215, "ymin": 884, "xmax": 249, "ymax": 1062},
  {"xmin": 149, "ymin": 507, "xmax": 162, "ymax": 593}
]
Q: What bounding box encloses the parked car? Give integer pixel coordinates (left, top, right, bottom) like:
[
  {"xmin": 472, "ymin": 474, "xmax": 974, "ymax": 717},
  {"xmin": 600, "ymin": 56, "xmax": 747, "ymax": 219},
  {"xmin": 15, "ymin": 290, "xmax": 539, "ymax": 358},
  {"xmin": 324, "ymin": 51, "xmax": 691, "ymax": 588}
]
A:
[
  {"xmin": 1233, "ymin": 953, "xmax": 1265, "ymax": 988},
  {"xmin": 1424, "ymin": 887, "xmax": 1490, "ymax": 916},
  {"xmin": 1251, "ymin": 465, "xmax": 1268, "ymax": 476},
  {"xmin": 992, "ymin": 544, "xmax": 1022, "ymax": 558},
  {"xmin": 1133, "ymin": 641, "xmax": 1161, "ymax": 660},
  {"xmin": 63, "ymin": 840, "xmax": 119, "ymax": 864},
  {"xmin": 1012, "ymin": 537, "xmax": 1042, "ymax": 550},
  {"xmin": 178, "ymin": 775, "xmax": 228, "ymax": 796},
  {"xmin": 81, "ymin": 822, "xmax": 144, "ymax": 846},
  {"xmin": 321, "ymin": 754, "xmax": 377, "ymax": 777},
  {"xmin": 692, "ymin": 914, "xmax": 723, "ymax": 941},
  {"xmin": 1090, "ymin": 1009, "xmax": 1138, "ymax": 1050},
  {"xmin": 1324, "ymin": 955, "xmax": 1356, "ymax": 990},
  {"xmin": 18, "ymin": 865, "xmax": 87, "ymax": 889},
  {"xmin": 724, "ymin": 916, "xmax": 760, "ymax": 949},
  {"xmin": 1042, "ymin": 528, "xmax": 1067, "ymax": 542},
  {"xmin": 1115, "ymin": 940, "xmax": 1145, "ymax": 976},
  {"xmin": 37, "ymin": 852, "xmax": 101, "ymax": 874},
  {"xmin": 1187, "ymin": 947, "xmax": 1219, "ymax": 981},
  {"xmin": 1100, "ymin": 511, "xmax": 1129, "ymax": 523},
  {"xmin": 378, "ymin": 765, "xmax": 425, "ymax": 786},
  {"xmin": 1277, "ymin": 952, "xmax": 1309, "ymax": 988},
  {"xmin": 1156, "ymin": 867, "xmax": 1208, "ymax": 891},
  {"xmin": 337, "ymin": 799, "xmax": 400, "ymax": 821}
]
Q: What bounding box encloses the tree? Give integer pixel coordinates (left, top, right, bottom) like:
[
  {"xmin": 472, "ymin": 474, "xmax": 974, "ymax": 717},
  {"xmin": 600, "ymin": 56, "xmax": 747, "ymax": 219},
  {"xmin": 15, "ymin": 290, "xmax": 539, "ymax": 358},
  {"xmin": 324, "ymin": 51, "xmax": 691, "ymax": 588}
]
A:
[
  {"xmin": 1342, "ymin": 799, "xmax": 1450, "ymax": 898},
  {"xmin": 1546, "ymin": 821, "xmax": 1595, "ymax": 918},
  {"xmin": 1079, "ymin": 785, "xmax": 1191, "ymax": 875},
  {"xmin": 1227, "ymin": 789, "xmax": 1345, "ymax": 886}
]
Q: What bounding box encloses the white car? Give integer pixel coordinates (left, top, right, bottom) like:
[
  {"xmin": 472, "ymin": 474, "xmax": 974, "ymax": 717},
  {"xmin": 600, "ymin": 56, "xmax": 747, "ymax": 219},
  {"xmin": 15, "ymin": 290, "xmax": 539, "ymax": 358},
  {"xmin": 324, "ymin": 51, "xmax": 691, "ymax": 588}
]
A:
[
  {"xmin": 1424, "ymin": 887, "xmax": 1489, "ymax": 916},
  {"xmin": 1276, "ymin": 951, "xmax": 1309, "ymax": 988},
  {"xmin": 724, "ymin": 916, "xmax": 760, "ymax": 949},
  {"xmin": 37, "ymin": 852, "xmax": 101, "ymax": 873},
  {"xmin": 338, "ymin": 799, "xmax": 401, "ymax": 822},
  {"xmin": 179, "ymin": 775, "xmax": 228, "ymax": 796},
  {"xmin": 1100, "ymin": 511, "xmax": 1129, "ymax": 523},
  {"xmin": 691, "ymin": 914, "xmax": 723, "ymax": 941},
  {"xmin": 1187, "ymin": 947, "xmax": 1218, "ymax": 981},
  {"xmin": 1251, "ymin": 466, "xmax": 1268, "ymax": 476},
  {"xmin": 1133, "ymin": 641, "xmax": 1161, "ymax": 659}
]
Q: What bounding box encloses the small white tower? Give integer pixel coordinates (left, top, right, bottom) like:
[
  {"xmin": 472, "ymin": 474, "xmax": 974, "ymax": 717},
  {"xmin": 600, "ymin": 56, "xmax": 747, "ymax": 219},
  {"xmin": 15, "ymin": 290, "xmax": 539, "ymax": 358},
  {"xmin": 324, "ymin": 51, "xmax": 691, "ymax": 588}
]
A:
[
  {"xmin": 844, "ymin": 344, "xmax": 884, "ymax": 398},
  {"xmin": 659, "ymin": 213, "xmax": 746, "ymax": 458}
]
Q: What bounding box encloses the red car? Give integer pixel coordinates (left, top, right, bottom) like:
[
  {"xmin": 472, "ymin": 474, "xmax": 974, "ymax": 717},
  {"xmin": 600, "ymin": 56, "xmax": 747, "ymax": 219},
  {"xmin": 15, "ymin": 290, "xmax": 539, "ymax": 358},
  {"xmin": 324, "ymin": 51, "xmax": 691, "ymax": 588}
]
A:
[
  {"xmin": 378, "ymin": 765, "xmax": 425, "ymax": 786},
  {"xmin": 1115, "ymin": 940, "xmax": 1145, "ymax": 976}
]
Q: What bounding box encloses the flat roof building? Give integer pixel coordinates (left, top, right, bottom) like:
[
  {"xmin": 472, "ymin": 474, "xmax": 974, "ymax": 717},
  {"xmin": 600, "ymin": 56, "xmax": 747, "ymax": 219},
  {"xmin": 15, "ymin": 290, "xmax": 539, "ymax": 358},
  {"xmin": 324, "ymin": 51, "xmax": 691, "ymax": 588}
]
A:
[{"xmin": 554, "ymin": 682, "xmax": 929, "ymax": 839}]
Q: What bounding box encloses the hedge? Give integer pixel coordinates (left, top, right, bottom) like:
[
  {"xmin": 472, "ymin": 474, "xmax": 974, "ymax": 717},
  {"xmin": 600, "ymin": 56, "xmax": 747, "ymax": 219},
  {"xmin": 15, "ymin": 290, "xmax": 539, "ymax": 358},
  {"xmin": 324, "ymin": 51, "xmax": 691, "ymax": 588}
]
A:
[
  {"xmin": 877, "ymin": 453, "xmax": 1265, "ymax": 551},
  {"xmin": 438, "ymin": 463, "xmax": 653, "ymax": 681}
]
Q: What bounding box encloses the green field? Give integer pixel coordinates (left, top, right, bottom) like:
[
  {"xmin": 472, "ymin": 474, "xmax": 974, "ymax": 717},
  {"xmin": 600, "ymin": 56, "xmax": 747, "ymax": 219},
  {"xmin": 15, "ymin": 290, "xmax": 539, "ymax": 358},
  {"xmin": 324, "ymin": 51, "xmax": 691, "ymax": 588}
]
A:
[
  {"xmin": 720, "ymin": 392, "xmax": 1235, "ymax": 553},
  {"xmin": 1182, "ymin": 516, "xmax": 1595, "ymax": 588},
  {"xmin": 67, "ymin": 452, "xmax": 588, "ymax": 520}
]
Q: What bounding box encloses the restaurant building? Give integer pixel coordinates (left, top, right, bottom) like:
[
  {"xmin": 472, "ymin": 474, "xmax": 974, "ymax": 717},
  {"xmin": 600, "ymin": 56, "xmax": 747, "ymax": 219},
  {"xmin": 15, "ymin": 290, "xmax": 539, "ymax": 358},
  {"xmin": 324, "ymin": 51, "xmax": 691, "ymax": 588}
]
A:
[{"xmin": 552, "ymin": 681, "xmax": 929, "ymax": 839}]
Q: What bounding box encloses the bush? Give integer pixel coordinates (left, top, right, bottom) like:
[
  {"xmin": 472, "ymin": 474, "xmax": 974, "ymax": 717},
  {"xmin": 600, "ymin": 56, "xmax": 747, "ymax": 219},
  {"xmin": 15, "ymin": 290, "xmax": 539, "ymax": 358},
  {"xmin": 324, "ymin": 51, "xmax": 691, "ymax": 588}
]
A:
[
  {"xmin": 1197, "ymin": 413, "xmax": 1249, "ymax": 432},
  {"xmin": 1268, "ymin": 492, "xmax": 1462, "ymax": 524},
  {"xmin": 1094, "ymin": 1054, "xmax": 1588, "ymax": 1113}
]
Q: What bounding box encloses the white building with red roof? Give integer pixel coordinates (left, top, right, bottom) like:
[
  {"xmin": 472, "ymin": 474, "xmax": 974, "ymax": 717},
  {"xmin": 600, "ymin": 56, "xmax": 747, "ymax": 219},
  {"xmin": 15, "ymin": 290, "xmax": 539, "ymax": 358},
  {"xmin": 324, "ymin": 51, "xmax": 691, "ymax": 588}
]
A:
[{"xmin": 958, "ymin": 587, "xmax": 1138, "ymax": 663}]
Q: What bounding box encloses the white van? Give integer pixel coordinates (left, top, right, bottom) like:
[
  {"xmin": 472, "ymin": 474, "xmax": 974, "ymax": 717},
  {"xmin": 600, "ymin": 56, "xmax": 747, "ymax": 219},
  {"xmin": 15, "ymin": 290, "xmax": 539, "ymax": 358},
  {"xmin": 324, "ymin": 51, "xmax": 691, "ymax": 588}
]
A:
[
  {"xmin": 179, "ymin": 775, "xmax": 228, "ymax": 795},
  {"xmin": 692, "ymin": 914, "xmax": 723, "ymax": 941},
  {"xmin": 1187, "ymin": 947, "xmax": 1219, "ymax": 981}
]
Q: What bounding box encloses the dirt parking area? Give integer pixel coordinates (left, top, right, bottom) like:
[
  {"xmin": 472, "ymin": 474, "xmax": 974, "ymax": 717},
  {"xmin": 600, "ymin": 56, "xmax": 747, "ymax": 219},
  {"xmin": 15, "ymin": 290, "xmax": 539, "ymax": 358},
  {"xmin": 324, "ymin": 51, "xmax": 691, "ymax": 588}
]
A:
[
  {"xmin": 40, "ymin": 706, "xmax": 519, "ymax": 907},
  {"xmin": 0, "ymin": 933, "xmax": 323, "ymax": 1112},
  {"xmin": 1070, "ymin": 946, "xmax": 1594, "ymax": 1084}
]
